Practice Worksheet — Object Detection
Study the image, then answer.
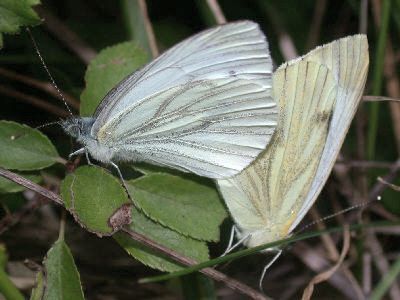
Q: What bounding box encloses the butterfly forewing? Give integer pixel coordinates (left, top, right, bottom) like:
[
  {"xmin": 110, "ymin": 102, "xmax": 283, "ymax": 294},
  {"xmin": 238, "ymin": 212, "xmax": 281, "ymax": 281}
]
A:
[
  {"xmin": 218, "ymin": 60, "xmax": 338, "ymax": 247},
  {"xmin": 90, "ymin": 21, "xmax": 276, "ymax": 178},
  {"xmin": 105, "ymin": 78, "xmax": 275, "ymax": 178}
]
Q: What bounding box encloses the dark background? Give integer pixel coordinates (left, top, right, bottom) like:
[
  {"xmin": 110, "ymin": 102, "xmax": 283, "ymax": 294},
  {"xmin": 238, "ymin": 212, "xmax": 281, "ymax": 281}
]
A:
[{"xmin": 1, "ymin": 0, "xmax": 399, "ymax": 299}]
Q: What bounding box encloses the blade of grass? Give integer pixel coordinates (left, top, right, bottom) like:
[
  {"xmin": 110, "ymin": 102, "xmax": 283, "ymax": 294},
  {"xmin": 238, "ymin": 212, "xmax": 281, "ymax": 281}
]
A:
[
  {"xmin": 139, "ymin": 221, "xmax": 400, "ymax": 283},
  {"xmin": 121, "ymin": 0, "xmax": 158, "ymax": 58},
  {"xmin": 367, "ymin": 0, "xmax": 391, "ymax": 159},
  {"xmin": 0, "ymin": 269, "xmax": 24, "ymax": 300},
  {"xmin": 370, "ymin": 256, "xmax": 400, "ymax": 300},
  {"xmin": 181, "ymin": 273, "xmax": 217, "ymax": 300}
]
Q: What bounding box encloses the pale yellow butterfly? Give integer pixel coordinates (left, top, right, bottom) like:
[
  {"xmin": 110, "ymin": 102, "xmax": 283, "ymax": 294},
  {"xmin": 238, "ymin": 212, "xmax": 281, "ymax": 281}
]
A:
[{"xmin": 217, "ymin": 35, "xmax": 369, "ymax": 255}]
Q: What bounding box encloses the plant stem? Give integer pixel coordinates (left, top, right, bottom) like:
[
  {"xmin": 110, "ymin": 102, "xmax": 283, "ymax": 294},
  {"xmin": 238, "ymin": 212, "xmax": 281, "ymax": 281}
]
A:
[
  {"xmin": 0, "ymin": 269, "xmax": 24, "ymax": 300},
  {"xmin": 367, "ymin": 0, "xmax": 391, "ymax": 159}
]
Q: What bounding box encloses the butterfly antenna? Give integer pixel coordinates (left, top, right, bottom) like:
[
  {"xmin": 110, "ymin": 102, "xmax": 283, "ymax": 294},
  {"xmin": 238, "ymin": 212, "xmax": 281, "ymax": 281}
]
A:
[
  {"xmin": 25, "ymin": 27, "xmax": 73, "ymax": 117},
  {"xmin": 296, "ymin": 196, "xmax": 382, "ymax": 234},
  {"xmin": 35, "ymin": 120, "xmax": 63, "ymax": 130}
]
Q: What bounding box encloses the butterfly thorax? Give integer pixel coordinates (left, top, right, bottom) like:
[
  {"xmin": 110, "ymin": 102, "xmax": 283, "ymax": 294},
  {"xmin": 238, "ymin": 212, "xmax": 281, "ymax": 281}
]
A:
[{"xmin": 61, "ymin": 117, "xmax": 115, "ymax": 163}]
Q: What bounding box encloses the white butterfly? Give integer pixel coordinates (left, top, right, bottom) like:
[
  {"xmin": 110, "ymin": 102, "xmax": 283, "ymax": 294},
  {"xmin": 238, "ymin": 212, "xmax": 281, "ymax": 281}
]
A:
[
  {"xmin": 217, "ymin": 35, "xmax": 369, "ymax": 252},
  {"xmin": 61, "ymin": 21, "xmax": 277, "ymax": 179}
]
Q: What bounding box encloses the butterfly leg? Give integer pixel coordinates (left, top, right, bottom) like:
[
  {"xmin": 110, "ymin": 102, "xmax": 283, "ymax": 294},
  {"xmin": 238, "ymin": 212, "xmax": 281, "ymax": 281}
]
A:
[
  {"xmin": 68, "ymin": 173, "xmax": 78, "ymax": 210},
  {"xmin": 68, "ymin": 148, "xmax": 85, "ymax": 160},
  {"xmin": 85, "ymin": 150, "xmax": 94, "ymax": 166},
  {"xmin": 221, "ymin": 225, "xmax": 237, "ymax": 256},
  {"xmin": 110, "ymin": 161, "xmax": 131, "ymax": 199},
  {"xmin": 221, "ymin": 227, "xmax": 249, "ymax": 256},
  {"xmin": 259, "ymin": 249, "xmax": 282, "ymax": 292}
]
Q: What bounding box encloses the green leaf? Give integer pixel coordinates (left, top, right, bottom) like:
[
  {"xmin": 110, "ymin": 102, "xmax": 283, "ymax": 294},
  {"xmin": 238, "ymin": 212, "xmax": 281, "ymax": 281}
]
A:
[
  {"xmin": 0, "ymin": 193, "xmax": 26, "ymax": 212},
  {"xmin": 0, "ymin": 0, "xmax": 41, "ymax": 47},
  {"xmin": 0, "ymin": 173, "xmax": 41, "ymax": 193},
  {"xmin": 114, "ymin": 207, "xmax": 209, "ymax": 272},
  {"xmin": 80, "ymin": 41, "xmax": 149, "ymax": 116},
  {"xmin": 42, "ymin": 238, "xmax": 85, "ymax": 300},
  {"xmin": 60, "ymin": 165, "xmax": 131, "ymax": 236},
  {"xmin": 0, "ymin": 121, "xmax": 59, "ymax": 171},
  {"xmin": 128, "ymin": 173, "xmax": 227, "ymax": 241},
  {"xmin": 29, "ymin": 271, "xmax": 44, "ymax": 300},
  {"xmin": 0, "ymin": 245, "xmax": 24, "ymax": 300}
]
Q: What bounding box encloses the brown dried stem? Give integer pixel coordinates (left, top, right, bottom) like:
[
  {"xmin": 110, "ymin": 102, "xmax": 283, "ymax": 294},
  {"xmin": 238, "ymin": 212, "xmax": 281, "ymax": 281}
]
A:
[
  {"xmin": 138, "ymin": 0, "xmax": 159, "ymax": 58},
  {"xmin": 35, "ymin": 6, "xmax": 97, "ymax": 64},
  {"xmin": 206, "ymin": 0, "xmax": 227, "ymax": 24}
]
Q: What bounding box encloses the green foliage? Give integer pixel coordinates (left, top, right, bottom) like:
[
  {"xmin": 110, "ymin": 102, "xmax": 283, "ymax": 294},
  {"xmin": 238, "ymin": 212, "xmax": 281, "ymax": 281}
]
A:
[
  {"xmin": 80, "ymin": 41, "xmax": 149, "ymax": 116},
  {"xmin": 42, "ymin": 238, "xmax": 85, "ymax": 300},
  {"xmin": 0, "ymin": 0, "xmax": 41, "ymax": 47},
  {"xmin": 0, "ymin": 121, "xmax": 59, "ymax": 171},
  {"xmin": 367, "ymin": 0, "xmax": 391, "ymax": 159},
  {"xmin": 181, "ymin": 273, "xmax": 216, "ymax": 300},
  {"xmin": 114, "ymin": 207, "xmax": 209, "ymax": 272},
  {"xmin": 121, "ymin": 0, "xmax": 153, "ymax": 57},
  {"xmin": 60, "ymin": 165, "xmax": 130, "ymax": 235},
  {"xmin": 0, "ymin": 245, "xmax": 24, "ymax": 300},
  {"xmin": 29, "ymin": 271, "xmax": 44, "ymax": 300},
  {"xmin": 370, "ymin": 256, "xmax": 400, "ymax": 300},
  {"xmin": 128, "ymin": 173, "xmax": 227, "ymax": 241}
]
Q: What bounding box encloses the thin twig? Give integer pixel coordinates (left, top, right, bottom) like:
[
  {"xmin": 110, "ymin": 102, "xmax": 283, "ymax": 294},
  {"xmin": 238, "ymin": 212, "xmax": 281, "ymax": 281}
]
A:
[
  {"xmin": 301, "ymin": 225, "xmax": 351, "ymax": 300},
  {"xmin": 377, "ymin": 177, "xmax": 400, "ymax": 191},
  {"xmin": 0, "ymin": 168, "xmax": 267, "ymax": 300},
  {"xmin": 35, "ymin": 6, "xmax": 97, "ymax": 64},
  {"xmin": 363, "ymin": 95, "xmax": 400, "ymax": 102},
  {"xmin": 122, "ymin": 227, "xmax": 269, "ymax": 300},
  {"xmin": 369, "ymin": 159, "xmax": 400, "ymax": 201},
  {"xmin": 138, "ymin": 0, "xmax": 159, "ymax": 58},
  {"xmin": 383, "ymin": 43, "xmax": 400, "ymax": 153},
  {"xmin": 292, "ymin": 241, "xmax": 365, "ymax": 299},
  {"xmin": 258, "ymin": 2, "xmax": 298, "ymax": 61},
  {"xmin": 0, "ymin": 84, "xmax": 69, "ymax": 117},
  {"xmin": 362, "ymin": 252, "xmax": 372, "ymax": 295},
  {"xmin": 206, "ymin": 0, "xmax": 227, "ymax": 24},
  {"xmin": 305, "ymin": 0, "xmax": 327, "ymax": 50},
  {"xmin": 0, "ymin": 67, "xmax": 79, "ymax": 110},
  {"xmin": 335, "ymin": 159, "xmax": 394, "ymax": 169},
  {"xmin": 0, "ymin": 168, "xmax": 63, "ymax": 206},
  {"xmin": 309, "ymin": 207, "xmax": 340, "ymax": 261},
  {"xmin": 359, "ymin": 0, "xmax": 368, "ymax": 34}
]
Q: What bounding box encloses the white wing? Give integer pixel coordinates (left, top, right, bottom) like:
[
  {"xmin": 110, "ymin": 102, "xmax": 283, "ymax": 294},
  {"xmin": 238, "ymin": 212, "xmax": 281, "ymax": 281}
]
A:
[
  {"xmin": 91, "ymin": 21, "xmax": 276, "ymax": 178},
  {"xmin": 289, "ymin": 35, "xmax": 369, "ymax": 231},
  {"xmin": 218, "ymin": 60, "xmax": 338, "ymax": 247},
  {"xmin": 217, "ymin": 35, "xmax": 369, "ymax": 248}
]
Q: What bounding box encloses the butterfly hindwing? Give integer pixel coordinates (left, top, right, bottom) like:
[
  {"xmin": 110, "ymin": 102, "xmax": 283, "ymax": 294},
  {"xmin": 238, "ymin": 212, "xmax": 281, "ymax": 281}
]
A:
[
  {"xmin": 218, "ymin": 60, "xmax": 337, "ymax": 247},
  {"xmin": 217, "ymin": 35, "xmax": 369, "ymax": 247},
  {"xmin": 290, "ymin": 35, "xmax": 369, "ymax": 230}
]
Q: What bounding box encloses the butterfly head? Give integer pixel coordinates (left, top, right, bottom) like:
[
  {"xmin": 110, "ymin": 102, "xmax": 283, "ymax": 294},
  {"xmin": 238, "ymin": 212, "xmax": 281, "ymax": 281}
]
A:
[{"xmin": 61, "ymin": 117, "xmax": 94, "ymax": 141}]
